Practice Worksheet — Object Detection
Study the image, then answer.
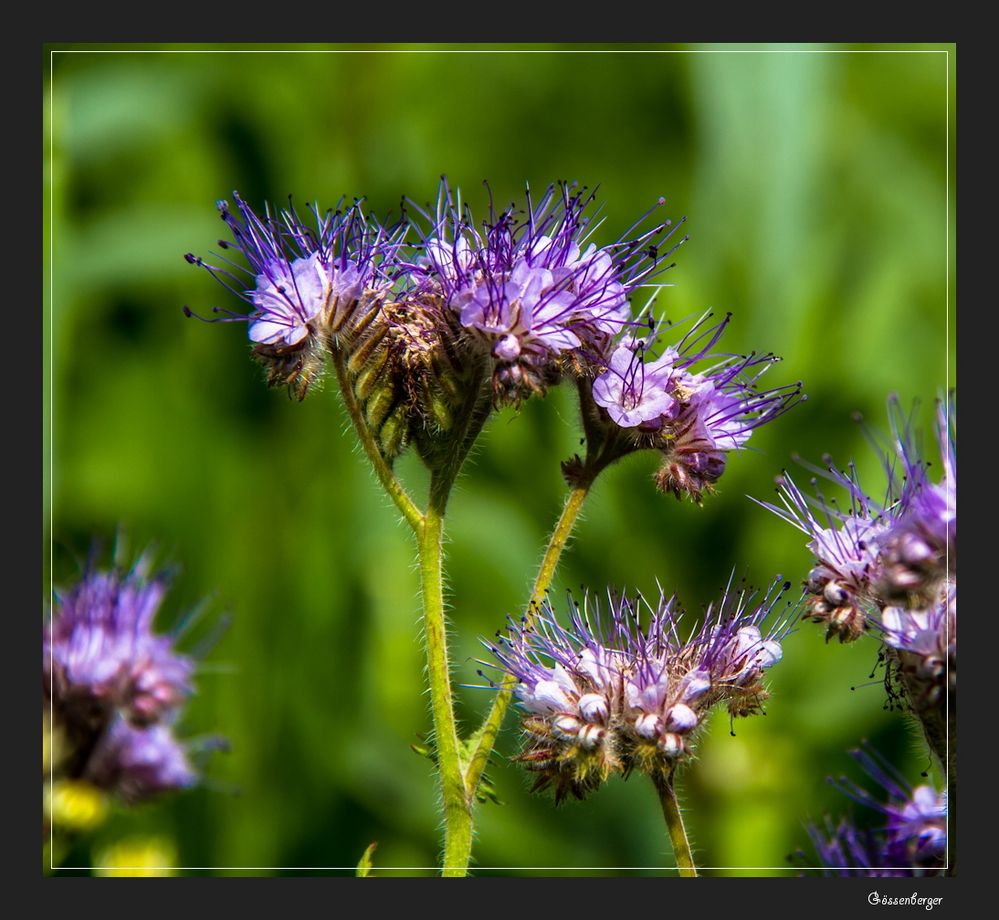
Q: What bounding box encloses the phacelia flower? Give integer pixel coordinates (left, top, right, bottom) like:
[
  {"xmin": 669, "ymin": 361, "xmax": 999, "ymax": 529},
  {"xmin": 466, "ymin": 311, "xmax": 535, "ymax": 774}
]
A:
[
  {"xmin": 591, "ymin": 342, "xmax": 679, "ymax": 427},
  {"xmin": 84, "ymin": 718, "xmax": 197, "ymax": 805},
  {"xmin": 407, "ymin": 179, "xmax": 685, "ymax": 406},
  {"xmin": 44, "ymin": 551, "xmax": 215, "ymax": 804},
  {"xmin": 45, "ymin": 556, "xmax": 193, "ymax": 732},
  {"xmin": 482, "ymin": 576, "xmax": 795, "ymax": 802},
  {"xmin": 876, "ymin": 398, "xmax": 956, "ymax": 605},
  {"xmin": 754, "ymin": 395, "xmax": 955, "ymax": 769},
  {"xmin": 804, "ymin": 744, "xmax": 946, "ymax": 876},
  {"xmin": 585, "ymin": 313, "xmax": 804, "ymax": 503},
  {"xmin": 761, "ymin": 461, "xmax": 891, "ymax": 643},
  {"xmin": 185, "ymin": 192, "xmax": 403, "ymax": 398}
]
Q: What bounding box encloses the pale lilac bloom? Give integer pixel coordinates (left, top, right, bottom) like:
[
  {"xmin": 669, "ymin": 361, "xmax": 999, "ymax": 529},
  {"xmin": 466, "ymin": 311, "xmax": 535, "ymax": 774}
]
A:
[
  {"xmin": 591, "ymin": 344, "xmax": 678, "ymax": 427},
  {"xmin": 407, "ymin": 179, "xmax": 684, "ymax": 403},
  {"xmin": 248, "ymin": 252, "xmax": 332, "ymax": 346},
  {"xmin": 459, "ymin": 260, "xmax": 582, "ymax": 360},
  {"xmin": 589, "ymin": 313, "xmax": 803, "ymax": 500},
  {"xmin": 186, "ymin": 191, "xmax": 402, "ymax": 346}
]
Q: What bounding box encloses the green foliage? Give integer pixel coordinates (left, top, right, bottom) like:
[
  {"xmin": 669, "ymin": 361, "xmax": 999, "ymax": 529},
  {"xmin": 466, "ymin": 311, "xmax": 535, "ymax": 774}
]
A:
[{"xmin": 44, "ymin": 43, "xmax": 955, "ymax": 875}]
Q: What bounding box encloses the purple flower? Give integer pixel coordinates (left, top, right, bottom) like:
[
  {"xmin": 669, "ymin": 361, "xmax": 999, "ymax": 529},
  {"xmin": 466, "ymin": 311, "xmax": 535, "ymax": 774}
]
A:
[
  {"xmin": 755, "ymin": 397, "xmax": 957, "ymax": 638},
  {"xmin": 588, "ymin": 313, "xmax": 804, "ymax": 502},
  {"xmin": 44, "ymin": 551, "xmax": 216, "ymax": 804},
  {"xmin": 877, "ymin": 397, "xmax": 956, "ymax": 603},
  {"xmin": 807, "ymin": 744, "xmax": 946, "ymax": 875},
  {"xmin": 186, "ymin": 192, "xmax": 404, "ymax": 397},
  {"xmin": 881, "ymin": 584, "xmax": 956, "ymax": 721},
  {"xmin": 85, "ymin": 718, "xmax": 197, "ymax": 805},
  {"xmin": 591, "ymin": 343, "xmax": 679, "ymax": 428},
  {"xmin": 45, "ymin": 557, "xmax": 194, "ymax": 728},
  {"xmin": 759, "ymin": 462, "xmax": 890, "ymax": 642},
  {"xmin": 482, "ymin": 576, "xmax": 795, "ymax": 801},
  {"xmin": 407, "ymin": 179, "xmax": 685, "ymax": 405},
  {"xmin": 806, "ymin": 820, "xmax": 915, "ymax": 878},
  {"xmin": 246, "ymin": 253, "xmax": 335, "ymax": 347}
]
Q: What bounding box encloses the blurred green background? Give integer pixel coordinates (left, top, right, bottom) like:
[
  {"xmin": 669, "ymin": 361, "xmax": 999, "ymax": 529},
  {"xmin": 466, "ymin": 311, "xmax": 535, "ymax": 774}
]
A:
[{"xmin": 43, "ymin": 43, "xmax": 955, "ymax": 876}]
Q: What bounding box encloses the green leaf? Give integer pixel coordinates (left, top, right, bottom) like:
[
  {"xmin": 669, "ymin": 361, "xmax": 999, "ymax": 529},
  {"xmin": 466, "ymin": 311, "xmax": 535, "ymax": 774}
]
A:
[
  {"xmin": 356, "ymin": 842, "xmax": 378, "ymax": 878},
  {"xmin": 474, "ymin": 776, "xmax": 505, "ymax": 807}
]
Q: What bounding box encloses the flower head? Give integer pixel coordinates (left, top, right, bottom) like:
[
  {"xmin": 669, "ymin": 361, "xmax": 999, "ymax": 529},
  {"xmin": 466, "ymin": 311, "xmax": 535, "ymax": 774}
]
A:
[
  {"xmin": 761, "ymin": 460, "xmax": 891, "ymax": 642},
  {"xmin": 84, "ymin": 718, "xmax": 197, "ymax": 805},
  {"xmin": 876, "ymin": 398, "xmax": 956, "ymax": 605},
  {"xmin": 805, "ymin": 744, "xmax": 946, "ymax": 876},
  {"xmin": 44, "ymin": 550, "xmax": 217, "ymax": 804},
  {"xmin": 482, "ymin": 576, "xmax": 795, "ymax": 802},
  {"xmin": 587, "ymin": 313, "xmax": 804, "ymax": 502},
  {"xmin": 756, "ymin": 395, "xmax": 955, "ymax": 642},
  {"xmin": 754, "ymin": 395, "xmax": 955, "ymax": 767},
  {"xmin": 407, "ymin": 179, "xmax": 685, "ymax": 406},
  {"xmin": 185, "ymin": 192, "xmax": 403, "ymax": 398},
  {"xmin": 45, "ymin": 556, "xmax": 193, "ymax": 730}
]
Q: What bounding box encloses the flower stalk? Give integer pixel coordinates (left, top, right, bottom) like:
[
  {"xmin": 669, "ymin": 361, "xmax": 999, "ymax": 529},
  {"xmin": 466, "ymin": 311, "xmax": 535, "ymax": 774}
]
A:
[
  {"xmin": 464, "ymin": 479, "xmax": 594, "ymax": 799},
  {"xmin": 419, "ymin": 493, "xmax": 474, "ymax": 876},
  {"xmin": 653, "ymin": 769, "xmax": 697, "ymax": 877}
]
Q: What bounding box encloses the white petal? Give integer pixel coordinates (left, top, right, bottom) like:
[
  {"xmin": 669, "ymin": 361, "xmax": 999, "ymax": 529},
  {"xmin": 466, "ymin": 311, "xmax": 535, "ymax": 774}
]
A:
[
  {"xmin": 531, "ymin": 679, "xmax": 573, "ymax": 713},
  {"xmin": 248, "ymin": 319, "xmax": 292, "ymax": 345}
]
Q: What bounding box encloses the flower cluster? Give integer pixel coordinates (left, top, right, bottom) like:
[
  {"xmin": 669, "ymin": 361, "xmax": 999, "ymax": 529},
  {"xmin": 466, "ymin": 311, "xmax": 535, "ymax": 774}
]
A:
[
  {"xmin": 44, "ymin": 554, "xmax": 203, "ymax": 804},
  {"xmin": 187, "ymin": 180, "xmax": 802, "ymax": 498},
  {"xmin": 404, "ymin": 180, "xmax": 679, "ymax": 404},
  {"xmin": 185, "ymin": 193, "xmax": 404, "ymax": 401},
  {"xmin": 805, "ymin": 745, "xmax": 946, "ymax": 876},
  {"xmin": 755, "ymin": 396, "xmax": 955, "ymax": 767},
  {"xmin": 586, "ymin": 315, "xmax": 804, "ymax": 502},
  {"xmin": 483, "ymin": 577, "xmax": 795, "ymax": 803}
]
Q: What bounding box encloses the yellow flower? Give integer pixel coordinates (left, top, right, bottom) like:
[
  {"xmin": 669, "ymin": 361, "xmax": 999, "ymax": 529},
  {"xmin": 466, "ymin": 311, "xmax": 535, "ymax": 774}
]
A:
[
  {"xmin": 95, "ymin": 837, "xmax": 178, "ymax": 877},
  {"xmin": 44, "ymin": 780, "xmax": 109, "ymax": 832}
]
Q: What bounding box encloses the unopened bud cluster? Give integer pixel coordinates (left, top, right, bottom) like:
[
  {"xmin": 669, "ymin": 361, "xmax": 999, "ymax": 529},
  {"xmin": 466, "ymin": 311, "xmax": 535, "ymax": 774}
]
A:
[{"xmin": 483, "ymin": 579, "xmax": 794, "ymax": 802}]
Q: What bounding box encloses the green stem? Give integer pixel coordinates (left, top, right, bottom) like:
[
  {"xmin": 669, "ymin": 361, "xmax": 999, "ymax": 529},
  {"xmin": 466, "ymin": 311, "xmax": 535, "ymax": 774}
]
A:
[
  {"xmin": 653, "ymin": 770, "xmax": 698, "ymax": 877},
  {"xmin": 420, "ymin": 490, "xmax": 473, "ymax": 877},
  {"xmin": 463, "ymin": 481, "xmax": 592, "ymax": 797},
  {"xmin": 331, "ymin": 351, "xmax": 424, "ymax": 532}
]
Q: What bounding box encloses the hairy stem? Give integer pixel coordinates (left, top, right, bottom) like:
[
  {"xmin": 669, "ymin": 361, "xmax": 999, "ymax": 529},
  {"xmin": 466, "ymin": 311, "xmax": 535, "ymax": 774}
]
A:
[
  {"xmin": 420, "ymin": 490, "xmax": 473, "ymax": 876},
  {"xmin": 653, "ymin": 770, "xmax": 698, "ymax": 877},
  {"xmin": 331, "ymin": 351, "xmax": 424, "ymax": 532},
  {"xmin": 464, "ymin": 481, "xmax": 592, "ymax": 796}
]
